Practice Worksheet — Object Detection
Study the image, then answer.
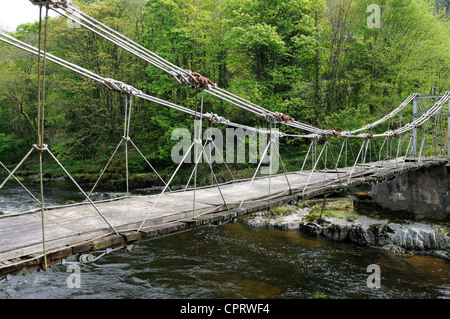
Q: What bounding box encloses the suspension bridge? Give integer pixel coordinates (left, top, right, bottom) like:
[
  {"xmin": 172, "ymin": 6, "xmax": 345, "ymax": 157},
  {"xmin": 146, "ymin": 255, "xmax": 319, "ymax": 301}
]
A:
[{"xmin": 0, "ymin": 0, "xmax": 449, "ymax": 276}]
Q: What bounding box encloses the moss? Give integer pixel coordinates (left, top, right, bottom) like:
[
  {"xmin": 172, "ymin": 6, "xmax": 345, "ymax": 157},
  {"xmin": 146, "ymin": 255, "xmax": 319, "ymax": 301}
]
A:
[
  {"xmin": 313, "ymin": 209, "xmax": 358, "ymax": 219},
  {"xmin": 305, "ymin": 199, "xmax": 357, "ymax": 220},
  {"xmin": 303, "ymin": 213, "xmax": 319, "ymax": 223},
  {"xmin": 303, "ymin": 209, "xmax": 359, "ymax": 224},
  {"xmin": 269, "ymin": 206, "xmax": 297, "ymax": 216}
]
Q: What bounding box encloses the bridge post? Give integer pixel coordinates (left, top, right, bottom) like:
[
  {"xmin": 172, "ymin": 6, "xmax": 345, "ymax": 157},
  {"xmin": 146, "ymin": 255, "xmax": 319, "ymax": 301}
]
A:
[
  {"xmin": 412, "ymin": 97, "xmax": 418, "ymax": 157},
  {"xmin": 448, "ymin": 99, "xmax": 450, "ymax": 161}
]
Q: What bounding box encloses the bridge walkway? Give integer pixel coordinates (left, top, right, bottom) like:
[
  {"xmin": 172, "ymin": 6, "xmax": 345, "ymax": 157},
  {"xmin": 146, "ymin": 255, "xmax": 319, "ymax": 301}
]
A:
[{"xmin": 0, "ymin": 157, "xmax": 446, "ymax": 275}]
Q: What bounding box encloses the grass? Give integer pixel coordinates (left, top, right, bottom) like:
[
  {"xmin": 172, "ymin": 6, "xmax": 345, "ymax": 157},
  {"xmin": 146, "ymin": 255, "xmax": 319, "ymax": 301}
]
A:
[
  {"xmin": 269, "ymin": 206, "xmax": 297, "ymax": 216},
  {"xmin": 302, "ymin": 200, "xmax": 359, "ymax": 223},
  {"xmin": 260, "ymin": 200, "xmax": 360, "ymax": 225},
  {"xmin": 303, "ymin": 210, "xmax": 359, "ymax": 223}
]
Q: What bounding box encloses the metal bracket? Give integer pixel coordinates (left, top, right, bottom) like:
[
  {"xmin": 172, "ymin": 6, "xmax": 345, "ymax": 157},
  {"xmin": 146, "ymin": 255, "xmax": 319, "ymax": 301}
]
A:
[
  {"xmin": 32, "ymin": 144, "xmax": 48, "ymax": 152},
  {"xmin": 77, "ymin": 246, "xmax": 130, "ymax": 264}
]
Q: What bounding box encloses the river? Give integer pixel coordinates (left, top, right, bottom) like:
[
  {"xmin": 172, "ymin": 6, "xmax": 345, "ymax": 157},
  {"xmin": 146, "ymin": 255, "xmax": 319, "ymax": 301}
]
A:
[{"xmin": 0, "ymin": 183, "xmax": 449, "ymax": 299}]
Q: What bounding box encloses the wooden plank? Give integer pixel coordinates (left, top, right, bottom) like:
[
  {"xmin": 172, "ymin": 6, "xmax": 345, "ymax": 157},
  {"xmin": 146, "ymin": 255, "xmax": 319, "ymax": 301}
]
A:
[
  {"xmin": 49, "ymin": 247, "xmax": 72, "ymax": 261},
  {"xmin": 138, "ymin": 222, "xmax": 187, "ymax": 239},
  {"xmin": 121, "ymin": 231, "xmax": 141, "ymax": 242},
  {"xmin": 91, "ymin": 234, "xmax": 124, "ymax": 251}
]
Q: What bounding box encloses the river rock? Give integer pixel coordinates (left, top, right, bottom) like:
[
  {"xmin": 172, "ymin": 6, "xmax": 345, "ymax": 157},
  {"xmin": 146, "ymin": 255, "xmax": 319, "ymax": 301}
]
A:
[
  {"xmin": 247, "ymin": 202, "xmax": 450, "ymax": 260},
  {"xmin": 246, "ymin": 214, "xmax": 267, "ymax": 228},
  {"xmin": 299, "ymin": 222, "xmax": 322, "ymax": 237},
  {"xmin": 299, "ymin": 214, "xmax": 450, "ymax": 258},
  {"xmin": 420, "ymin": 228, "xmax": 438, "ymax": 250},
  {"xmin": 273, "ymin": 213, "xmax": 305, "ymax": 230},
  {"xmin": 368, "ymin": 223, "xmax": 394, "ymax": 246},
  {"xmin": 348, "ymin": 225, "xmax": 374, "ymax": 245},
  {"xmin": 388, "ymin": 226, "xmax": 449, "ymax": 252},
  {"xmin": 246, "ymin": 209, "xmax": 308, "ymax": 230},
  {"xmin": 435, "ymin": 228, "xmax": 450, "ymax": 251},
  {"xmin": 322, "ymin": 223, "xmax": 349, "ymax": 242}
]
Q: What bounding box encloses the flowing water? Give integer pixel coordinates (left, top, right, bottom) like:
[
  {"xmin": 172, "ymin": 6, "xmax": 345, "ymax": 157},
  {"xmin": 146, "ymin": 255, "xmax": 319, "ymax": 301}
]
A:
[
  {"xmin": 0, "ymin": 182, "xmax": 123, "ymax": 215},
  {"xmin": 0, "ymin": 184, "xmax": 449, "ymax": 299}
]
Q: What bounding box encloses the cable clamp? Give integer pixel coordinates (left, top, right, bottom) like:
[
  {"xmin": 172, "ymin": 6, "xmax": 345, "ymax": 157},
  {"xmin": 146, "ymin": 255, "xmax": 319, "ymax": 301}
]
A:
[
  {"xmin": 187, "ymin": 70, "xmax": 216, "ymax": 90},
  {"xmin": 266, "ymin": 112, "xmax": 294, "ymax": 123},
  {"xmin": 103, "ymin": 78, "xmax": 143, "ymax": 96},
  {"xmin": 203, "ymin": 112, "xmax": 229, "ymax": 125},
  {"xmin": 383, "ymin": 130, "xmax": 399, "ymax": 137},
  {"xmin": 325, "ymin": 130, "xmax": 341, "ymax": 138},
  {"xmin": 33, "ymin": 144, "xmax": 48, "ymax": 152},
  {"xmin": 308, "ymin": 133, "xmax": 321, "ymax": 140}
]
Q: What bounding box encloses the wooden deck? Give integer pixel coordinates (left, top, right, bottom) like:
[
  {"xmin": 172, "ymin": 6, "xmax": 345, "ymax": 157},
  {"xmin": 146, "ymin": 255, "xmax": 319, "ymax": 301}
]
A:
[{"xmin": 0, "ymin": 157, "xmax": 446, "ymax": 276}]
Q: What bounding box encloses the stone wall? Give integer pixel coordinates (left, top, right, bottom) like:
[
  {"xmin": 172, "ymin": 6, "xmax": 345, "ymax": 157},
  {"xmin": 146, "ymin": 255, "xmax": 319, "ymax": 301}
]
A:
[{"xmin": 354, "ymin": 163, "xmax": 450, "ymax": 222}]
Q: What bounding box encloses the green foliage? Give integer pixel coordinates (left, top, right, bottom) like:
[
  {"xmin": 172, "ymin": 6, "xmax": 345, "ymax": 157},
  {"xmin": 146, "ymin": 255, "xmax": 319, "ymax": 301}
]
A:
[
  {"xmin": 0, "ymin": 134, "xmax": 25, "ymax": 163},
  {"xmin": 0, "ymin": 0, "xmax": 448, "ymax": 182}
]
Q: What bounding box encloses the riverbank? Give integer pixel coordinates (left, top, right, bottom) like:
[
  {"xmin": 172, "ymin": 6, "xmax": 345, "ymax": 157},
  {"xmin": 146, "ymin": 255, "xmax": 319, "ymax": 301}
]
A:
[
  {"xmin": 2, "ymin": 157, "xmax": 259, "ymax": 192},
  {"xmin": 245, "ymin": 198, "xmax": 450, "ymax": 261}
]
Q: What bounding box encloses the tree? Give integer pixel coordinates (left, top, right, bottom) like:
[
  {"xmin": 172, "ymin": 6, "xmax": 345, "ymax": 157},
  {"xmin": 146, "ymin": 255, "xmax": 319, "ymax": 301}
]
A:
[
  {"xmin": 321, "ymin": 0, "xmax": 449, "ymax": 131},
  {"xmin": 0, "ymin": 0, "xmax": 447, "ymax": 176},
  {"xmin": 0, "ymin": 27, "xmax": 39, "ymax": 146}
]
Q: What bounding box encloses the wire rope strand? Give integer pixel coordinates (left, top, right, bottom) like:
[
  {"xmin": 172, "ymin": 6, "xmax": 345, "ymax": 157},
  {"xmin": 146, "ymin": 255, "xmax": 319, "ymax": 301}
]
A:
[{"xmin": 52, "ymin": 8, "xmax": 175, "ymax": 74}]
